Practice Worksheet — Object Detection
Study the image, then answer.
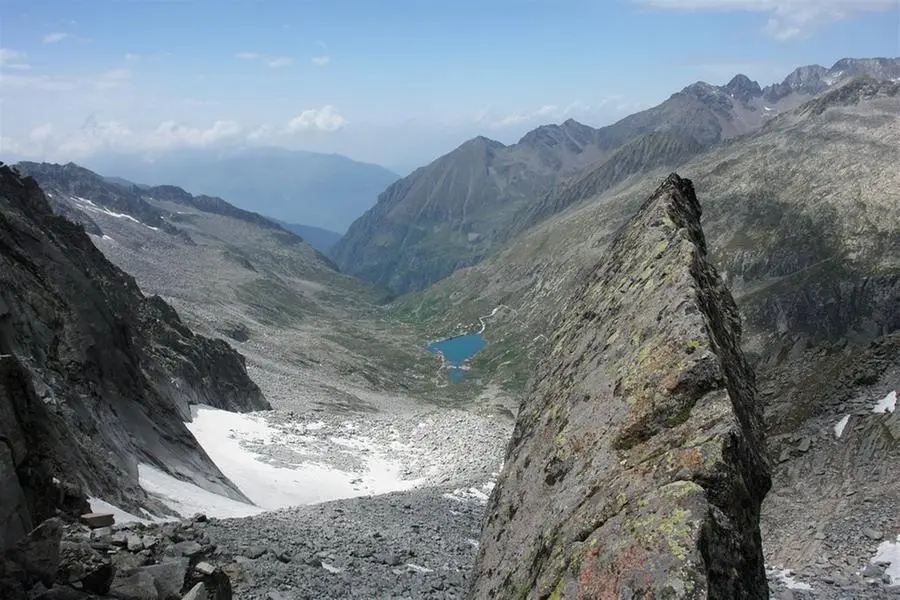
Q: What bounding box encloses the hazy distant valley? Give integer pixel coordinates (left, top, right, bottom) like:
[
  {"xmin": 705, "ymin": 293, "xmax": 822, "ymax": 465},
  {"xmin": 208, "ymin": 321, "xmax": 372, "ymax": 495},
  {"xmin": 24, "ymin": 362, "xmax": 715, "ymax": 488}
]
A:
[{"xmin": 3, "ymin": 56, "xmax": 900, "ymax": 600}]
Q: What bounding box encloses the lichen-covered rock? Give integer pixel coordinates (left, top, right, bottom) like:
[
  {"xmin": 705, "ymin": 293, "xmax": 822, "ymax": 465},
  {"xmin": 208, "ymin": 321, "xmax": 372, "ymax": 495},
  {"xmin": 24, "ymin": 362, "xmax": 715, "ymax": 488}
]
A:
[{"xmin": 469, "ymin": 174, "xmax": 771, "ymax": 599}]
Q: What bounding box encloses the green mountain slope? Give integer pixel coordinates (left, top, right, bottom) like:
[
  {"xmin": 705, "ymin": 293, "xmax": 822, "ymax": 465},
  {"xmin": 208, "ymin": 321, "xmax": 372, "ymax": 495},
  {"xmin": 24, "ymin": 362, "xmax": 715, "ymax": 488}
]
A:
[{"xmin": 393, "ymin": 77, "xmax": 900, "ymax": 411}]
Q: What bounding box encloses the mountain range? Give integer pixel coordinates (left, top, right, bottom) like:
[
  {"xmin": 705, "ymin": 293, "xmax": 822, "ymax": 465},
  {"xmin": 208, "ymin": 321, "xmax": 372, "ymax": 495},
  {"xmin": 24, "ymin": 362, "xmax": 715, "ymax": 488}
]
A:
[
  {"xmin": 331, "ymin": 57, "xmax": 900, "ymax": 294},
  {"xmin": 85, "ymin": 146, "xmax": 400, "ymax": 234}
]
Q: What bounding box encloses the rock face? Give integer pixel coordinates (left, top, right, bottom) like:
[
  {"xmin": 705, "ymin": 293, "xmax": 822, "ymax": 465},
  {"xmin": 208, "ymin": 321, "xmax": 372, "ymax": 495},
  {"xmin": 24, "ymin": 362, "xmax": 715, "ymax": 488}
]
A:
[
  {"xmin": 0, "ymin": 162, "xmax": 269, "ymax": 536},
  {"xmin": 333, "ymin": 57, "xmax": 900, "ymax": 295},
  {"xmin": 470, "ymin": 175, "xmax": 771, "ymax": 599}
]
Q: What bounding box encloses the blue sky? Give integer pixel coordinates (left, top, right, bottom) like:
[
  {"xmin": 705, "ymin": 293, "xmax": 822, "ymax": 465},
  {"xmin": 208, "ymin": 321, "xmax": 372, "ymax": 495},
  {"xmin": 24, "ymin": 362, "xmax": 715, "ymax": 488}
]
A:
[{"xmin": 1, "ymin": 0, "xmax": 898, "ymax": 171}]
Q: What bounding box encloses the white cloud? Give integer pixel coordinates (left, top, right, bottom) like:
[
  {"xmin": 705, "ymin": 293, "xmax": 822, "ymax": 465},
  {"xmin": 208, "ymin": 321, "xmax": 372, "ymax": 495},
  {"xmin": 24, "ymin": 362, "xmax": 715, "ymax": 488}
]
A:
[
  {"xmin": 632, "ymin": 0, "xmax": 897, "ymax": 40},
  {"xmin": 42, "ymin": 32, "xmax": 71, "ymax": 44},
  {"xmin": 267, "ymin": 56, "xmax": 294, "ymax": 68},
  {"xmin": 48, "ymin": 120, "xmax": 134, "ymax": 159},
  {"xmin": 286, "ymin": 105, "xmax": 347, "ymax": 132},
  {"xmin": 147, "ymin": 120, "xmax": 242, "ymax": 149},
  {"xmin": 124, "ymin": 53, "xmax": 140, "ymax": 61},
  {"xmin": 0, "ymin": 73, "xmax": 74, "ymax": 92},
  {"xmin": 311, "ymin": 55, "xmax": 331, "ymax": 67},
  {"xmin": 11, "ymin": 119, "xmax": 247, "ymax": 160},
  {"xmin": 0, "ymin": 48, "xmax": 26, "ymax": 64},
  {"xmin": 488, "ymin": 101, "xmax": 598, "ymax": 129},
  {"xmin": 29, "ymin": 123, "xmax": 54, "ymax": 143},
  {"xmin": 247, "ymin": 124, "xmax": 274, "ymax": 141},
  {"xmin": 0, "ymin": 136, "xmax": 24, "ymax": 156},
  {"xmin": 183, "ymin": 98, "xmax": 217, "ymax": 106},
  {"xmin": 95, "ymin": 68, "xmax": 132, "ymax": 90},
  {"xmin": 235, "ymin": 52, "xmax": 294, "ymax": 68}
]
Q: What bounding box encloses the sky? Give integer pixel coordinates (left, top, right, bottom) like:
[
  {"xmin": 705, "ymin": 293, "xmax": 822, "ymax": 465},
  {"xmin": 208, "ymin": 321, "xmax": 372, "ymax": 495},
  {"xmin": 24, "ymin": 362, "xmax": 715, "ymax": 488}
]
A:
[{"xmin": 1, "ymin": 0, "xmax": 898, "ymax": 172}]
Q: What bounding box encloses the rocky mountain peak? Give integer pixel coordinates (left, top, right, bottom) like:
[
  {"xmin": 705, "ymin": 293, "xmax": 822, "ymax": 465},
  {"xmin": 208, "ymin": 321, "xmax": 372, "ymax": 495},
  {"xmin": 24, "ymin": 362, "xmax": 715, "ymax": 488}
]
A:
[
  {"xmin": 470, "ymin": 173, "xmax": 771, "ymax": 599},
  {"xmin": 830, "ymin": 57, "xmax": 900, "ymax": 80},
  {"xmin": 725, "ymin": 73, "xmax": 763, "ymax": 102}
]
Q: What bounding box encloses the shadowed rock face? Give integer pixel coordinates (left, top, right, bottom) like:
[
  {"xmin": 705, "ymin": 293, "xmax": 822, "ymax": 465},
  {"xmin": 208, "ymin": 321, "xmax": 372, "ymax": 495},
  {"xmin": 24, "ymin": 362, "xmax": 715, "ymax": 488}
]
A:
[
  {"xmin": 0, "ymin": 162, "xmax": 270, "ymax": 530},
  {"xmin": 469, "ymin": 174, "xmax": 771, "ymax": 599}
]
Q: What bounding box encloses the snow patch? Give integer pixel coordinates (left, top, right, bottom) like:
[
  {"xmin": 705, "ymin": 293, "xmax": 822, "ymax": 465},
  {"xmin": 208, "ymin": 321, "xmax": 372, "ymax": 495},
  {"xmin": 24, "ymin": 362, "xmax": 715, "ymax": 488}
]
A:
[
  {"xmin": 138, "ymin": 463, "xmax": 264, "ymax": 519},
  {"xmin": 769, "ymin": 568, "xmax": 813, "ymax": 591},
  {"xmin": 834, "ymin": 414, "xmax": 851, "ymax": 438},
  {"xmin": 184, "ymin": 405, "xmax": 422, "ymax": 512},
  {"xmin": 88, "ymin": 498, "xmax": 162, "ymax": 525},
  {"xmin": 872, "ymin": 536, "xmax": 900, "ymax": 586},
  {"xmin": 763, "ymin": 106, "xmax": 772, "ymax": 112},
  {"xmin": 443, "ymin": 480, "xmax": 496, "ymax": 504},
  {"xmin": 71, "ymin": 195, "xmax": 157, "ymax": 231},
  {"xmin": 873, "ymin": 390, "xmax": 897, "ymax": 414}
]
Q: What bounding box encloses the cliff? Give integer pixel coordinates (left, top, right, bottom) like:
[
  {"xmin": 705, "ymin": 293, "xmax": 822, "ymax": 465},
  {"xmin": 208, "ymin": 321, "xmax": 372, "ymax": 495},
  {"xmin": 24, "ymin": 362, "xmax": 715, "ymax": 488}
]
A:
[
  {"xmin": 469, "ymin": 175, "xmax": 771, "ymax": 599},
  {"xmin": 0, "ymin": 162, "xmax": 270, "ymax": 542}
]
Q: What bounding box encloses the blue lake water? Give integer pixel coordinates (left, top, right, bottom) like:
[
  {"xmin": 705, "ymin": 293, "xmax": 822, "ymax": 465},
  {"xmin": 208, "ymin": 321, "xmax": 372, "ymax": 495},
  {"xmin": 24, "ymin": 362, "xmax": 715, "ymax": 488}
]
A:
[{"xmin": 427, "ymin": 333, "xmax": 487, "ymax": 382}]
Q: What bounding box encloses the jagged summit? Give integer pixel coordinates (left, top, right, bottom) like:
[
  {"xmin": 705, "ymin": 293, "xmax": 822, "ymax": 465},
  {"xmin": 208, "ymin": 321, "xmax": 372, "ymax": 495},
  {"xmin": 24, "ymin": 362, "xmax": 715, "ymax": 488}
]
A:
[
  {"xmin": 470, "ymin": 174, "xmax": 770, "ymax": 598},
  {"xmin": 333, "ymin": 56, "xmax": 900, "ymax": 294},
  {"xmin": 725, "ymin": 73, "xmax": 763, "ymax": 102}
]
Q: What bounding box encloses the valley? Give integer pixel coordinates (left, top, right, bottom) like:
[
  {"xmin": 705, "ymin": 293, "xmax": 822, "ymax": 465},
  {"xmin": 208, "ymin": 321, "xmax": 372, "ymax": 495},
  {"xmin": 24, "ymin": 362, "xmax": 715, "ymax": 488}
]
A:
[{"xmin": 1, "ymin": 50, "xmax": 899, "ymax": 600}]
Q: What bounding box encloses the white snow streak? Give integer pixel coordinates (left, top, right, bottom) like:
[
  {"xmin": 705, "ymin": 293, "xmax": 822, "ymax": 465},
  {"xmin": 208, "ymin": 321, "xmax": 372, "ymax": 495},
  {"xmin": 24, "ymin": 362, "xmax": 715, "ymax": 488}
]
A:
[
  {"xmin": 834, "ymin": 414, "xmax": 851, "ymax": 438},
  {"xmin": 873, "ymin": 390, "xmax": 897, "ymax": 414},
  {"xmin": 872, "ymin": 536, "xmax": 900, "ymax": 586},
  {"xmin": 71, "ymin": 195, "xmax": 158, "ymax": 231}
]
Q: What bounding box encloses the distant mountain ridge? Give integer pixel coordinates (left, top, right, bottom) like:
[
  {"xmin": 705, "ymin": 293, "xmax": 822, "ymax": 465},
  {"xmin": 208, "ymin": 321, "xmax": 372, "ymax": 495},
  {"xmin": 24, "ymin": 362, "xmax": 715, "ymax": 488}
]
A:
[
  {"xmin": 275, "ymin": 221, "xmax": 343, "ymax": 253},
  {"xmin": 85, "ymin": 146, "xmax": 400, "ymax": 233},
  {"xmin": 331, "ymin": 57, "xmax": 900, "ymax": 294},
  {"xmin": 16, "ymin": 161, "xmax": 344, "ymax": 268}
]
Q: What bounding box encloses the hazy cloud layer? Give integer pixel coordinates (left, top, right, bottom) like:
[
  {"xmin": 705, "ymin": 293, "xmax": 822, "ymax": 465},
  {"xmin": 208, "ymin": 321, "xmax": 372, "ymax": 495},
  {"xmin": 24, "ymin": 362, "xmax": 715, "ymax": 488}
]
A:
[{"xmin": 634, "ymin": 0, "xmax": 897, "ymax": 39}]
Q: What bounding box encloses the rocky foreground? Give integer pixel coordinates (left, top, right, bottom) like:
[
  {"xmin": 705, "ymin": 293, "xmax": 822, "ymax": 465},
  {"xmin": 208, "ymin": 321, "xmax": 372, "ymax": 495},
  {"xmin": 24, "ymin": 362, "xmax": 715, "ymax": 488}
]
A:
[{"xmin": 2, "ymin": 485, "xmax": 897, "ymax": 599}]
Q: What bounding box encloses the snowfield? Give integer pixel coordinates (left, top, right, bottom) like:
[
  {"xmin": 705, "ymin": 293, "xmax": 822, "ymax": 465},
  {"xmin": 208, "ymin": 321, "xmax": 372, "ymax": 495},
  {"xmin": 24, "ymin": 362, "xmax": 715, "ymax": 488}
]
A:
[
  {"xmin": 130, "ymin": 404, "xmax": 508, "ymax": 520},
  {"xmin": 183, "ymin": 405, "xmax": 422, "ymax": 510}
]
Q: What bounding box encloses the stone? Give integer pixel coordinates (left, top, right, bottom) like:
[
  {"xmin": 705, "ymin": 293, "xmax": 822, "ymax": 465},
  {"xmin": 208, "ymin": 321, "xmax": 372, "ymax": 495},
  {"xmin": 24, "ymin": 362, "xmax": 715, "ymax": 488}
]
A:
[
  {"xmin": 273, "ymin": 549, "xmax": 292, "ymax": 564},
  {"xmin": 57, "ymin": 540, "xmax": 114, "ymax": 595},
  {"xmin": 142, "ymin": 535, "xmax": 159, "ymax": 550},
  {"xmin": 243, "ymin": 546, "xmax": 268, "ymax": 559},
  {"xmin": 181, "ymin": 583, "xmax": 207, "ymax": 600},
  {"xmin": 90, "ymin": 527, "xmax": 112, "ymax": 540},
  {"xmin": 111, "ymin": 532, "xmax": 129, "ymax": 546},
  {"xmin": 142, "ymin": 558, "xmax": 190, "ymax": 599},
  {"xmin": 469, "ymin": 175, "xmax": 771, "ymax": 599},
  {"xmin": 108, "ymin": 570, "xmax": 159, "ymax": 600},
  {"xmin": 80, "ymin": 513, "xmax": 115, "ymax": 529},
  {"xmin": 172, "ymin": 541, "xmax": 203, "ymax": 557},
  {"xmin": 6, "ymin": 518, "xmax": 63, "ymax": 587},
  {"xmin": 194, "ymin": 562, "xmax": 216, "ymax": 576},
  {"xmin": 127, "ymin": 534, "xmax": 144, "ymax": 552},
  {"xmin": 863, "ymin": 527, "xmax": 884, "ymax": 541},
  {"xmin": 185, "ymin": 565, "xmax": 231, "ymax": 600}
]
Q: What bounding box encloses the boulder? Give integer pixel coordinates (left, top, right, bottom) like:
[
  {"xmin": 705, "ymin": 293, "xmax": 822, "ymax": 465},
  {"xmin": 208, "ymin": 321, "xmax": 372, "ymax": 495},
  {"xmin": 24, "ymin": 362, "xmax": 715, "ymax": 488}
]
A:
[
  {"xmin": 80, "ymin": 513, "xmax": 115, "ymax": 529},
  {"xmin": 57, "ymin": 540, "xmax": 114, "ymax": 594},
  {"xmin": 469, "ymin": 174, "xmax": 771, "ymax": 599}
]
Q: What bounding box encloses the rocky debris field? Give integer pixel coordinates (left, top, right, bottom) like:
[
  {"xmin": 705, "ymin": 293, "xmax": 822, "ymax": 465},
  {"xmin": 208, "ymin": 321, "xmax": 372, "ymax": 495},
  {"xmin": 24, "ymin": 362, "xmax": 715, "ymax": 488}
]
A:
[
  {"xmin": 3, "ymin": 485, "xmax": 489, "ymax": 600},
  {"xmin": 254, "ymin": 407, "xmax": 510, "ymax": 489}
]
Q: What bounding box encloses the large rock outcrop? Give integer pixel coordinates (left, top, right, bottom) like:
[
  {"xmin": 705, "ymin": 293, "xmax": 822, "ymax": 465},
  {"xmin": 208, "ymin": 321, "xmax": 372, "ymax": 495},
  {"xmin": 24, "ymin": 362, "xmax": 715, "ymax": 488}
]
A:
[
  {"xmin": 470, "ymin": 175, "xmax": 771, "ymax": 599},
  {"xmin": 0, "ymin": 161, "xmax": 269, "ymax": 537}
]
